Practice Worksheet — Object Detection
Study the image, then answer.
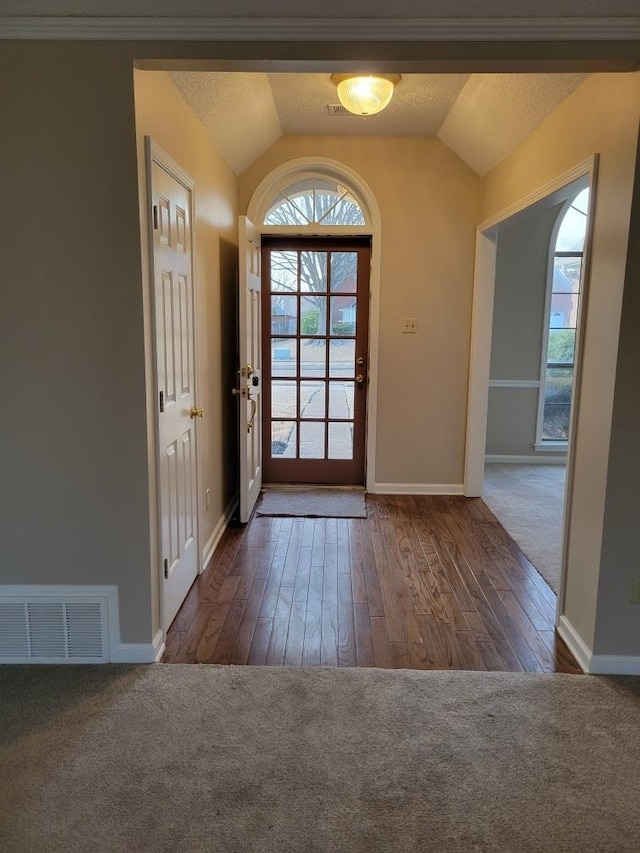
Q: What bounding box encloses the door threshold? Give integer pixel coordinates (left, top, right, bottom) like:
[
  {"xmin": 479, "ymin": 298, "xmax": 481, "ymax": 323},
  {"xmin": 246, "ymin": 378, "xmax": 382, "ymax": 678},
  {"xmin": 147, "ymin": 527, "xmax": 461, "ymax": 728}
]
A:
[{"xmin": 261, "ymin": 483, "xmax": 365, "ymax": 492}]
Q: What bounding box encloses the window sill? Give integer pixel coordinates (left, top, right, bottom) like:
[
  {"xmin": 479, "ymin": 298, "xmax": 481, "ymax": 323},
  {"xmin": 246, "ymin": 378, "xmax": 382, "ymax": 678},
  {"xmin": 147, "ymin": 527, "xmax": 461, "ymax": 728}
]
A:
[{"xmin": 533, "ymin": 442, "xmax": 568, "ymax": 453}]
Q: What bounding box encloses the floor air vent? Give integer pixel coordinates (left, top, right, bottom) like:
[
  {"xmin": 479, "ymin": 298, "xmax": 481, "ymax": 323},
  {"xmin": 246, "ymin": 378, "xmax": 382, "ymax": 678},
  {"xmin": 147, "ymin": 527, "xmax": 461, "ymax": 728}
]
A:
[{"xmin": 0, "ymin": 595, "xmax": 108, "ymax": 663}]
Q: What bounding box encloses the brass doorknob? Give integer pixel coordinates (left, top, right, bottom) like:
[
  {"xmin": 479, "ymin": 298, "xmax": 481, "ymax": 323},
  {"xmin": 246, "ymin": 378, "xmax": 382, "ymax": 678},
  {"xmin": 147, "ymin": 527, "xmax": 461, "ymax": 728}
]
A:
[
  {"xmin": 356, "ymin": 374, "xmax": 365, "ymax": 386},
  {"xmin": 189, "ymin": 407, "xmax": 204, "ymax": 418}
]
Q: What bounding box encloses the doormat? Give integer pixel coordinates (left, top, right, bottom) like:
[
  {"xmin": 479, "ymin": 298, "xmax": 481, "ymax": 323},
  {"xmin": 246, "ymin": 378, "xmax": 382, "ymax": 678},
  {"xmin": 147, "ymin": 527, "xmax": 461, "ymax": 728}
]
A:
[{"xmin": 257, "ymin": 488, "xmax": 367, "ymax": 518}]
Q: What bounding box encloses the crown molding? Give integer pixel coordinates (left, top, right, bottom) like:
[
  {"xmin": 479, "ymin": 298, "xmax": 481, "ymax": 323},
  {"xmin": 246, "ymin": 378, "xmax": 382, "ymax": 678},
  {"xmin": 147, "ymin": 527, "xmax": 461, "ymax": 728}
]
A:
[{"xmin": 1, "ymin": 16, "xmax": 640, "ymax": 42}]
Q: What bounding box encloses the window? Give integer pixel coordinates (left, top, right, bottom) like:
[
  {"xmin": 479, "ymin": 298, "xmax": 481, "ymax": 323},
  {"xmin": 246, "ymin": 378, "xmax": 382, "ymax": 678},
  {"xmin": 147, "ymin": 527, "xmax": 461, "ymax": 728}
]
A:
[
  {"xmin": 264, "ymin": 176, "xmax": 366, "ymax": 227},
  {"xmin": 537, "ymin": 188, "xmax": 589, "ymax": 446}
]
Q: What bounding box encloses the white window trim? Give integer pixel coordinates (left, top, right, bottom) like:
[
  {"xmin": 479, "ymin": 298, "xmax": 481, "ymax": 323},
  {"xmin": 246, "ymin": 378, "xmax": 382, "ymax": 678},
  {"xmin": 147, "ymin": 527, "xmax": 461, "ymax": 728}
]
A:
[
  {"xmin": 533, "ymin": 441, "xmax": 569, "ymax": 453},
  {"xmin": 256, "ymin": 165, "xmax": 371, "ymax": 229},
  {"xmin": 261, "ymin": 225, "xmax": 372, "ymax": 237}
]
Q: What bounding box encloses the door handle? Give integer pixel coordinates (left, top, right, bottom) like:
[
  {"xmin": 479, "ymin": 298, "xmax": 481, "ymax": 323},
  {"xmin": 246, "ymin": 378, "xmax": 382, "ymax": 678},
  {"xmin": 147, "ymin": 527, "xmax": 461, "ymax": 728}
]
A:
[
  {"xmin": 247, "ymin": 397, "xmax": 257, "ymax": 433},
  {"xmin": 356, "ymin": 374, "xmax": 365, "ymax": 387},
  {"xmin": 189, "ymin": 407, "xmax": 204, "ymax": 418}
]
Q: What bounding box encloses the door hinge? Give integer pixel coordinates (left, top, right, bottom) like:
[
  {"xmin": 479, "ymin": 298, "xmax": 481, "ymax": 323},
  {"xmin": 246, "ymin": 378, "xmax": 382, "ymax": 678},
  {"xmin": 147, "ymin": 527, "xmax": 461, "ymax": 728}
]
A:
[
  {"xmin": 153, "ymin": 205, "xmax": 159, "ymax": 230},
  {"xmin": 159, "ymin": 390, "xmax": 164, "ymax": 413},
  {"xmin": 164, "ymin": 558, "xmax": 169, "ymax": 579}
]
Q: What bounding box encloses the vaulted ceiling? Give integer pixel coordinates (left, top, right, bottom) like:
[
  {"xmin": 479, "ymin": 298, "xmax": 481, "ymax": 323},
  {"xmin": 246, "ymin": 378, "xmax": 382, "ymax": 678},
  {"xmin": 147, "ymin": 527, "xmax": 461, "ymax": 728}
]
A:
[{"xmin": 169, "ymin": 71, "xmax": 588, "ymax": 177}]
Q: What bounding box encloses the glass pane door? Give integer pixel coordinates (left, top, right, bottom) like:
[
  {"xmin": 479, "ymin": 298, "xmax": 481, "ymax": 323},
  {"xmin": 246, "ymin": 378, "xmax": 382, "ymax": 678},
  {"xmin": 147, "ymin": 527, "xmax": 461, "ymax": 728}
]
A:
[{"xmin": 262, "ymin": 238, "xmax": 370, "ymax": 485}]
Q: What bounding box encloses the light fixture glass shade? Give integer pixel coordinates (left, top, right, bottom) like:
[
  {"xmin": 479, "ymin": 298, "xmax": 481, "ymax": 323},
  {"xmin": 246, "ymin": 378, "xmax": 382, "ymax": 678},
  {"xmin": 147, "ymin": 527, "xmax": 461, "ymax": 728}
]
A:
[{"xmin": 332, "ymin": 74, "xmax": 400, "ymax": 117}]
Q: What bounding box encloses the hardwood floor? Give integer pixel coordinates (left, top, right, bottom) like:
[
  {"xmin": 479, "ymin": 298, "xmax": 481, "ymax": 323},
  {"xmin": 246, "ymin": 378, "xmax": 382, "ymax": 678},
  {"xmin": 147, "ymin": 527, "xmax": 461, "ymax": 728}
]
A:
[{"xmin": 163, "ymin": 494, "xmax": 582, "ymax": 673}]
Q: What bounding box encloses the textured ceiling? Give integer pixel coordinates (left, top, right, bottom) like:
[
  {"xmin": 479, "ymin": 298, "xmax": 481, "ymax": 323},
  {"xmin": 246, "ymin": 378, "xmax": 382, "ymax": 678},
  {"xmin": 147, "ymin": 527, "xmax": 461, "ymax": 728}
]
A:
[
  {"xmin": 268, "ymin": 73, "xmax": 471, "ymax": 137},
  {"xmin": 438, "ymin": 73, "xmax": 589, "ymax": 175},
  {"xmin": 167, "ymin": 71, "xmax": 282, "ymax": 176},
  {"xmin": 168, "ymin": 71, "xmax": 588, "ymax": 177}
]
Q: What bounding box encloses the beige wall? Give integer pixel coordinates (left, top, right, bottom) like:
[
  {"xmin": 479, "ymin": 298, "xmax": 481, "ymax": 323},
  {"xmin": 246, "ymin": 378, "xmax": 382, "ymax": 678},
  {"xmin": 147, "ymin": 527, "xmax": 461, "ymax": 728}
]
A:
[
  {"xmin": 241, "ymin": 137, "xmax": 481, "ymax": 488},
  {"xmin": 134, "ymin": 71, "xmax": 239, "ymax": 634},
  {"xmin": 482, "ymin": 72, "xmax": 640, "ymax": 655}
]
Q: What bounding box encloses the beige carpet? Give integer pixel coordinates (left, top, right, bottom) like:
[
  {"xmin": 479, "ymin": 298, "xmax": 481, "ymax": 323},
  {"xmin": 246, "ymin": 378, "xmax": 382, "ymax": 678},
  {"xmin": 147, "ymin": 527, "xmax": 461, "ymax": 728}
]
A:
[
  {"xmin": 483, "ymin": 464, "xmax": 566, "ymax": 593},
  {"xmin": 2, "ymin": 665, "xmax": 640, "ymax": 852},
  {"xmin": 257, "ymin": 487, "xmax": 366, "ymax": 517}
]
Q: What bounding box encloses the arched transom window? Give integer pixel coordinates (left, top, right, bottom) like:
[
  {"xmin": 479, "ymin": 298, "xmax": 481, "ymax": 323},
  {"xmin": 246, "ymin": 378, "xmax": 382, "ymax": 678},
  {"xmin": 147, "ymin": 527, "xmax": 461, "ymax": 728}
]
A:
[{"xmin": 264, "ymin": 175, "xmax": 366, "ymax": 227}]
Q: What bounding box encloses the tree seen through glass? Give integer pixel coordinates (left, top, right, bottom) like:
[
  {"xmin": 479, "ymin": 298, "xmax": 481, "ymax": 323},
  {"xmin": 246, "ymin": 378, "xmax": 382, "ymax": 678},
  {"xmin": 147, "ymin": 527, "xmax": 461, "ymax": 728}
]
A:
[
  {"xmin": 542, "ymin": 188, "xmax": 589, "ymax": 442},
  {"xmin": 269, "ymin": 247, "xmax": 360, "ymax": 461}
]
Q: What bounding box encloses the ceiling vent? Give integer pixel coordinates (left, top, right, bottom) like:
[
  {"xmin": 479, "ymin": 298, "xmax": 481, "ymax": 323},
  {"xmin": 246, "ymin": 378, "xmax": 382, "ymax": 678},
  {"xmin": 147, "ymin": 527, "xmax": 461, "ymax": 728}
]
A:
[{"xmin": 326, "ymin": 104, "xmax": 354, "ymax": 117}]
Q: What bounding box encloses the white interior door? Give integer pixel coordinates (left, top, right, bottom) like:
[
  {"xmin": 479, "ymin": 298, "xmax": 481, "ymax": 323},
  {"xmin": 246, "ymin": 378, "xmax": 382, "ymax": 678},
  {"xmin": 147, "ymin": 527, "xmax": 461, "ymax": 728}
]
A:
[
  {"xmin": 236, "ymin": 216, "xmax": 262, "ymax": 523},
  {"xmin": 150, "ymin": 153, "xmax": 199, "ymax": 629}
]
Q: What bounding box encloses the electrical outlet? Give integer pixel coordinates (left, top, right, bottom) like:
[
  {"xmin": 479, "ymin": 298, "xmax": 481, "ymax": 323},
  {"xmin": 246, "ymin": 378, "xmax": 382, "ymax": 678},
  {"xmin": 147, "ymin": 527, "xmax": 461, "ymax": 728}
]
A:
[
  {"xmin": 402, "ymin": 317, "xmax": 418, "ymax": 334},
  {"xmin": 632, "ymin": 577, "xmax": 640, "ymax": 603},
  {"xmin": 205, "ymin": 488, "xmax": 211, "ymax": 511}
]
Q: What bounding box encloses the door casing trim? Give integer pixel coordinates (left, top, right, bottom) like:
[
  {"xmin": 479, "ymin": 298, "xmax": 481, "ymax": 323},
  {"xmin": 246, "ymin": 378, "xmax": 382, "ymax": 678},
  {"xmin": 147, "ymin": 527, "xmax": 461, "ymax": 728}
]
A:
[
  {"xmin": 464, "ymin": 154, "xmax": 599, "ymax": 629},
  {"xmin": 260, "ymin": 235, "xmax": 371, "ymax": 485}
]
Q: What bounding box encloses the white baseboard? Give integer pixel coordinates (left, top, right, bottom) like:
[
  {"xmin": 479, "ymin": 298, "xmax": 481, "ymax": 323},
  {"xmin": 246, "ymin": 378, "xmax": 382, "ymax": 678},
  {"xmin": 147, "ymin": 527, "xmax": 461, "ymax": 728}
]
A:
[
  {"xmin": 485, "ymin": 454, "xmax": 567, "ymax": 465},
  {"xmin": 201, "ymin": 493, "xmax": 238, "ymax": 572},
  {"xmin": 153, "ymin": 629, "xmax": 166, "ymax": 662},
  {"xmin": 111, "ymin": 628, "xmax": 165, "ymax": 664},
  {"xmin": 557, "ymin": 615, "xmax": 640, "ymax": 675},
  {"xmin": 557, "ymin": 615, "xmax": 590, "ymax": 673},
  {"xmin": 371, "ymin": 483, "xmax": 465, "ymax": 495}
]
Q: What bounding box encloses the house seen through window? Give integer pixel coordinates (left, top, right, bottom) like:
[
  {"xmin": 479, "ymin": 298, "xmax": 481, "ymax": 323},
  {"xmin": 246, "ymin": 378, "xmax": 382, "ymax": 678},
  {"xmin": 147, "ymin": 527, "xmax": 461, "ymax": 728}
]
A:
[{"xmin": 538, "ymin": 188, "xmax": 589, "ymax": 444}]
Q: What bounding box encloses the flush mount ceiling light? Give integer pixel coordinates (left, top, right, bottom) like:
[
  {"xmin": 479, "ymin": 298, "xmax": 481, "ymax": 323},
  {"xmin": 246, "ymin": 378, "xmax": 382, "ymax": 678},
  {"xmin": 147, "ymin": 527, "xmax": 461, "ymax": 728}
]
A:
[{"xmin": 331, "ymin": 73, "xmax": 401, "ymax": 117}]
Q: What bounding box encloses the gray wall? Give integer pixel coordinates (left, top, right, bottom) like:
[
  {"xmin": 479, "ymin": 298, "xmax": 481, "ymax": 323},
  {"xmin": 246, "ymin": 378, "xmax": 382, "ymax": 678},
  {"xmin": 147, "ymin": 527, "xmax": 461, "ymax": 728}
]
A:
[
  {"xmin": 486, "ymin": 202, "xmax": 564, "ymax": 458},
  {"xmin": 595, "ymin": 131, "xmax": 640, "ymax": 657},
  {"xmin": 0, "ymin": 43, "xmax": 153, "ymax": 642}
]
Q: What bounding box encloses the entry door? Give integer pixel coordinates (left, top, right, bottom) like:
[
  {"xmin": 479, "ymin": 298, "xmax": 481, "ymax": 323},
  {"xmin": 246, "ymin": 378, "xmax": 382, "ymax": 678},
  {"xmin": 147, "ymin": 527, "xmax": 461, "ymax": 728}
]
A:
[
  {"xmin": 150, "ymin": 155, "xmax": 199, "ymax": 630},
  {"xmin": 262, "ymin": 237, "xmax": 371, "ymax": 485},
  {"xmin": 236, "ymin": 216, "xmax": 263, "ymax": 523}
]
